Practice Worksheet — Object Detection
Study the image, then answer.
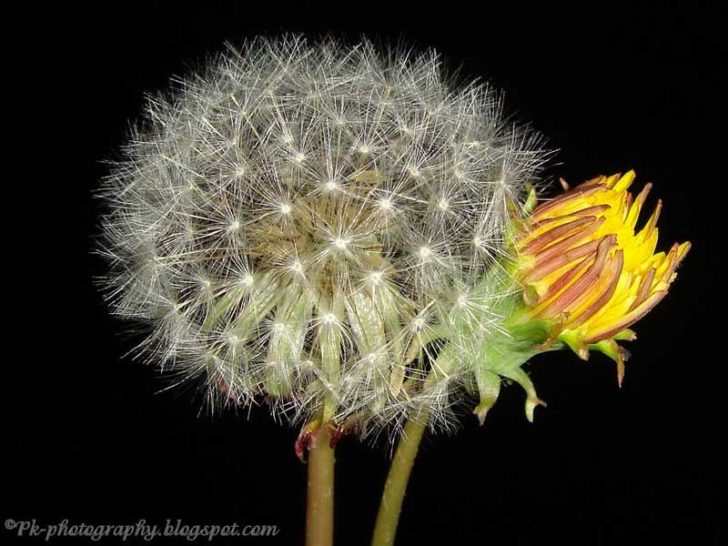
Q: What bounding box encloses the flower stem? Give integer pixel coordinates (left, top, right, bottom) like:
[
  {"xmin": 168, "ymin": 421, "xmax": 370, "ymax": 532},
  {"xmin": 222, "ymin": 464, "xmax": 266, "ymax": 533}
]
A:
[
  {"xmin": 371, "ymin": 411, "xmax": 429, "ymax": 546},
  {"xmin": 306, "ymin": 424, "xmax": 335, "ymax": 546}
]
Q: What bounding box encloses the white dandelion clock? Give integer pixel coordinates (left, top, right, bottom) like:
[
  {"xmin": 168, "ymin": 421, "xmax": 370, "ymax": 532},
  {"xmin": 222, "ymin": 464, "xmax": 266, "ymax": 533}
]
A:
[{"xmin": 98, "ymin": 36, "xmax": 549, "ymax": 442}]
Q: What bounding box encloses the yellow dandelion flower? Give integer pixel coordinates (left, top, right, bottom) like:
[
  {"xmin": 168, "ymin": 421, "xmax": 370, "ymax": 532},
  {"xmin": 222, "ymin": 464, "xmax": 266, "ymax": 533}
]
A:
[{"xmin": 514, "ymin": 170, "xmax": 690, "ymax": 384}]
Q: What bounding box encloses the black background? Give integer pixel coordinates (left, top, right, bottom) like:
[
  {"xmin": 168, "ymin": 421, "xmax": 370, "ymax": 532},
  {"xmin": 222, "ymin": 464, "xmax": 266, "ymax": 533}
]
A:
[{"xmin": 7, "ymin": 2, "xmax": 725, "ymax": 545}]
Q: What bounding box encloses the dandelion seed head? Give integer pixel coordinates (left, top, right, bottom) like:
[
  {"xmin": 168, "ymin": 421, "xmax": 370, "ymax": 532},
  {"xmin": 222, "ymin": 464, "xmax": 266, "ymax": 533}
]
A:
[{"xmin": 98, "ymin": 35, "xmax": 550, "ymax": 438}]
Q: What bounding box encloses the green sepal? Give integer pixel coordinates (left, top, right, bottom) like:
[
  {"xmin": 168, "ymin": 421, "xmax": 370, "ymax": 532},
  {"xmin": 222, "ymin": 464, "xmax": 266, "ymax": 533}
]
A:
[
  {"xmin": 613, "ymin": 328, "xmax": 637, "ymax": 341},
  {"xmin": 502, "ymin": 185, "xmax": 537, "ymax": 249},
  {"xmin": 559, "ymin": 329, "xmax": 589, "ymax": 360},
  {"xmin": 508, "ymin": 316, "xmax": 556, "ymax": 347},
  {"xmin": 473, "ymin": 369, "xmax": 501, "ymax": 425},
  {"xmin": 473, "ymin": 329, "xmax": 541, "ymax": 423},
  {"xmin": 588, "ymin": 338, "xmax": 628, "ymax": 387},
  {"xmin": 524, "ymin": 184, "xmax": 538, "ymax": 214},
  {"xmin": 501, "ymin": 367, "xmax": 546, "ymax": 423}
]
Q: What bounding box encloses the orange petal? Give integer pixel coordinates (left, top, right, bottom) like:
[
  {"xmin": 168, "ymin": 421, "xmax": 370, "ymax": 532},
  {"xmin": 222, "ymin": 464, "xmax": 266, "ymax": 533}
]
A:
[
  {"xmin": 628, "ymin": 267, "xmax": 656, "ymax": 312},
  {"xmin": 534, "ymin": 235, "xmax": 615, "ymax": 319},
  {"xmin": 533, "ymin": 184, "xmax": 607, "ymax": 220},
  {"xmin": 568, "ymin": 249, "xmax": 624, "ymax": 328},
  {"xmin": 522, "ymin": 238, "xmax": 600, "ymax": 285},
  {"xmin": 521, "ymin": 216, "xmax": 600, "ymax": 255},
  {"xmin": 584, "ymin": 290, "xmax": 668, "ymax": 344}
]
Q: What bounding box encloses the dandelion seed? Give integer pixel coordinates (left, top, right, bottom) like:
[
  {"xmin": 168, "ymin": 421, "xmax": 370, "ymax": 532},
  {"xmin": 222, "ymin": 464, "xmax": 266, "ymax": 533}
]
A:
[
  {"xmin": 368, "ymin": 271, "xmax": 384, "ymax": 284},
  {"xmin": 418, "ymin": 246, "xmax": 433, "ymax": 260},
  {"xmin": 332, "ymin": 238, "xmax": 350, "ymax": 250},
  {"xmin": 378, "ymin": 197, "xmax": 393, "ymax": 211}
]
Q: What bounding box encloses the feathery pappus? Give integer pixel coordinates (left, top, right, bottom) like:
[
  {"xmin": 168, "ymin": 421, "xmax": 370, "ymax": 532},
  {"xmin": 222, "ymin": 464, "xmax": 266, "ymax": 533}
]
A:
[{"xmin": 98, "ymin": 35, "xmax": 552, "ymax": 438}]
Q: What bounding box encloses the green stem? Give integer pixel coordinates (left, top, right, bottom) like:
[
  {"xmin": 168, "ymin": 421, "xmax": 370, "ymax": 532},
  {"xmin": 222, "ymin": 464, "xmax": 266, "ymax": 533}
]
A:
[
  {"xmin": 305, "ymin": 289, "xmax": 344, "ymax": 546},
  {"xmin": 306, "ymin": 424, "xmax": 335, "ymax": 546},
  {"xmin": 371, "ymin": 411, "xmax": 429, "ymax": 546}
]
